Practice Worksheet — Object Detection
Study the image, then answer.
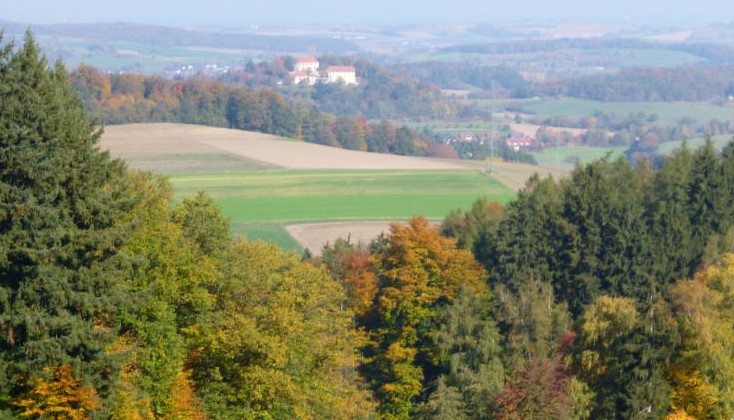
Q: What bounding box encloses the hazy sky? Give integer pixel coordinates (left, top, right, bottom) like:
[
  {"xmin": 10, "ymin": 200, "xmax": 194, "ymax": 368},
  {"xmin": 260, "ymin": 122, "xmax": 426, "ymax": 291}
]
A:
[{"xmin": 2, "ymin": 0, "xmax": 733, "ymax": 27}]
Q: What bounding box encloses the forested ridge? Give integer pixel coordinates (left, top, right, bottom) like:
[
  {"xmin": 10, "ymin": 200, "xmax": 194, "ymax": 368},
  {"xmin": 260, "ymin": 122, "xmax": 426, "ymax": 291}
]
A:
[
  {"xmin": 441, "ymin": 38, "xmax": 734, "ymax": 64},
  {"xmin": 4, "ymin": 31, "xmax": 734, "ymax": 419},
  {"xmin": 69, "ymin": 64, "xmax": 457, "ymax": 159}
]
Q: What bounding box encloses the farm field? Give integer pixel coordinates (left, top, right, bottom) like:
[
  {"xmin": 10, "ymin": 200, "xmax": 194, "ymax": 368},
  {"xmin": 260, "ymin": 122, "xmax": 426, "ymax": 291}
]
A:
[
  {"xmin": 531, "ymin": 145, "xmax": 628, "ymax": 168},
  {"xmin": 171, "ymin": 167, "xmax": 511, "ymax": 213},
  {"xmin": 519, "ymin": 98, "xmax": 734, "ymax": 125},
  {"xmin": 169, "ymin": 169, "xmax": 514, "ymax": 252},
  {"xmin": 656, "ymin": 135, "xmax": 734, "ymax": 155},
  {"xmin": 398, "ymin": 48, "xmax": 702, "ymax": 76},
  {"xmin": 100, "ymin": 124, "xmax": 522, "ymax": 252},
  {"xmin": 101, "ymin": 123, "xmax": 467, "ymax": 170}
]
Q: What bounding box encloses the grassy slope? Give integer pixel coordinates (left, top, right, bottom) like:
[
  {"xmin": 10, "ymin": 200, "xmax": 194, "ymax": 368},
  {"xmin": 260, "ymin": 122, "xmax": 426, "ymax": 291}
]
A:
[
  {"xmin": 232, "ymin": 223, "xmax": 304, "ymax": 253},
  {"xmin": 102, "ymin": 123, "xmax": 523, "ymax": 252},
  {"xmin": 656, "ymin": 135, "xmax": 734, "ymax": 155},
  {"xmin": 170, "ymin": 169, "xmax": 515, "ymax": 224},
  {"xmin": 170, "ymin": 169, "xmax": 515, "ymax": 252},
  {"xmin": 531, "ymin": 145, "xmax": 628, "ymax": 168}
]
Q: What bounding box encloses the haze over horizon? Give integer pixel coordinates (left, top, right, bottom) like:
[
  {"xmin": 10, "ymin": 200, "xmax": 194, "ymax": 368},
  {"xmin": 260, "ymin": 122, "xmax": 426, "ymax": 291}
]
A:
[{"xmin": 2, "ymin": 0, "xmax": 733, "ymax": 28}]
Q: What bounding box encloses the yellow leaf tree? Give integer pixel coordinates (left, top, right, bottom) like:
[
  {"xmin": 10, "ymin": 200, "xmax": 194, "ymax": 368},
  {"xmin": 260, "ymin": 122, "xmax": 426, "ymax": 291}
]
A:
[
  {"xmin": 13, "ymin": 365, "xmax": 99, "ymax": 419},
  {"xmin": 670, "ymin": 253, "xmax": 734, "ymax": 418}
]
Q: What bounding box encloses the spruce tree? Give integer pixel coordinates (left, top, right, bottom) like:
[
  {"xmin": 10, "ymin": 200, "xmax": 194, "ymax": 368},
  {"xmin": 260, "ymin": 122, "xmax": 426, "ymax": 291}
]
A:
[{"xmin": 0, "ymin": 31, "xmax": 137, "ymax": 414}]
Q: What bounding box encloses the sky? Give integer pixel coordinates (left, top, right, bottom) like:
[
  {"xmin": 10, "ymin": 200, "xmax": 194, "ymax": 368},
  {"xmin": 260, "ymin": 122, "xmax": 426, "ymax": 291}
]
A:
[{"xmin": 2, "ymin": 0, "xmax": 733, "ymax": 27}]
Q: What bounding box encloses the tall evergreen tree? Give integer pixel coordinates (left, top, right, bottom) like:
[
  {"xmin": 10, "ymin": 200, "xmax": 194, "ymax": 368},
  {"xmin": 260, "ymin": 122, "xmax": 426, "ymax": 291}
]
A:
[
  {"xmin": 0, "ymin": 32, "xmax": 138, "ymax": 414},
  {"xmin": 416, "ymin": 285, "xmax": 505, "ymax": 419}
]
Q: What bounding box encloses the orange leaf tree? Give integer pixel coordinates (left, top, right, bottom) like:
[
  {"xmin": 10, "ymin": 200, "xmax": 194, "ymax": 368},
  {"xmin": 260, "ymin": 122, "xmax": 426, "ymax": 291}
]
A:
[
  {"xmin": 360, "ymin": 216, "xmax": 487, "ymax": 417},
  {"xmin": 13, "ymin": 365, "xmax": 99, "ymax": 419}
]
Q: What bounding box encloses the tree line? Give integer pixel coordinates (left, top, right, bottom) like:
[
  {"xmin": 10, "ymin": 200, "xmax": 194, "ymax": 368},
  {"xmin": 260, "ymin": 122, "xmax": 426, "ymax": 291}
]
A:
[
  {"xmin": 526, "ymin": 109, "xmax": 734, "ymax": 152},
  {"xmin": 438, "ymin": 138, "xmax": 734, "ymax": 418},
  {"xmin": 218, "ymin": 55, "xmax": 457, "ymax": 120},
  {"xmin": 5, "ymin": 31, "xmax": 734, "ymax": 419},
  {"xmin": 546, "ymin": 66, "xmax": 734, "ymax": 102},
  {"xmin": 69, "ymin": 64, "xmax": 457, "ymax": 158},
  {"xmin": 441, "ymin": 38, "xmax": 734, "ymax": 65}
]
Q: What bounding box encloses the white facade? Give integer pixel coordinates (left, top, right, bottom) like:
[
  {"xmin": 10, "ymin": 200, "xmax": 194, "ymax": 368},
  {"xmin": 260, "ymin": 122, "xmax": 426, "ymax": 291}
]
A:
[
  {"xmin": 294, "ymin": 57, "xmax": 320, "ymax": 74},
  {"xmin": 326, "ymin": 66, "xmax": 357, "ymax": 85}
]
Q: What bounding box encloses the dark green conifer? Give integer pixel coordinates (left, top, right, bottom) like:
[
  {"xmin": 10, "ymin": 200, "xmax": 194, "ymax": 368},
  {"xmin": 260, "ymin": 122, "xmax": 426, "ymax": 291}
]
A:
[{"xmin": 0, "ymin": 31, "xmax": 137, "ymax": 414}]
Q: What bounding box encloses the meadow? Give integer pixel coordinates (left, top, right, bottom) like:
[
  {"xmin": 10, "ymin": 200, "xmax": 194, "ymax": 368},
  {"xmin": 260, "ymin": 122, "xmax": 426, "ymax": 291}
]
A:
[
  {"xmin": 169, "ymin": 169, "xmax": 515, "ymax": 251},
  {"xmin": 530, "ymin": 145, "xmax": 628, "ymax": 168},
  {"xmin": 519, "ymin": 98, "xmax": 734, "ymax": 125},
  {"xmin": 656, "ymin": 134, "xmax": 734, "ymax": 155},
  {"xmin": 101, "ymin": 124, "xmax": 526, "ymax": 252}
]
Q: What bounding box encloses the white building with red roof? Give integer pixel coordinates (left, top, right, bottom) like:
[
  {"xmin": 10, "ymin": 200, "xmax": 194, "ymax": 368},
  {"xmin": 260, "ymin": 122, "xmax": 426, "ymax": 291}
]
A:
[{"xmin": 294, "ymin": 57, "xmax": 320, "ymax": 74}]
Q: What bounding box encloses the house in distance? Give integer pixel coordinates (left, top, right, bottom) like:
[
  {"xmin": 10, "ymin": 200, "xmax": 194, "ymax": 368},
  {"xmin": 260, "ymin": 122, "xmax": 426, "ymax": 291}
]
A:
[
  {"xmin": 326, "ymin": 66, "xmax": 358, "ymax": 85},
  {"xmin": 291, "ymin": 57, "xmax": 358, "ymax": 85}
]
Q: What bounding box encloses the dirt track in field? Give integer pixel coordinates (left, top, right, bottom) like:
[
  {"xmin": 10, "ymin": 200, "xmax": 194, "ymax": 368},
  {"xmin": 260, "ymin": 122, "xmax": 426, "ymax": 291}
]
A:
[{"xmin": 100, "ymin": 123, "xmax": 469, "ymax": 170}]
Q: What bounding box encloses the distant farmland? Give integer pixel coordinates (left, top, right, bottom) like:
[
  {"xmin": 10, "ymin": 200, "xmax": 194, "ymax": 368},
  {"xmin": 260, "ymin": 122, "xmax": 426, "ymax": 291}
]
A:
[
  {"xmin": 519, "ymin": 98, "xmax": 734, "ymax": 125},
  {"xmin": 170, "ymin": 169, "xmax": 514, "ymax": 223},
  {"xmin": 170, "ymin": 169, "xmax": 514, "ymax": 251},
  {"xmin": 100, "ymin": 124, "xmax": 522, "ymax": 252}
]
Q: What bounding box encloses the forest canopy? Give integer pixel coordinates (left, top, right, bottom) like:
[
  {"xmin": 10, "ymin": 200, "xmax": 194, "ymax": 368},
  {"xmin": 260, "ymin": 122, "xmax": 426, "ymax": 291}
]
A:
[{"xmin": 3, "ymin": 30, "xmax": 734, "ymax": 419}]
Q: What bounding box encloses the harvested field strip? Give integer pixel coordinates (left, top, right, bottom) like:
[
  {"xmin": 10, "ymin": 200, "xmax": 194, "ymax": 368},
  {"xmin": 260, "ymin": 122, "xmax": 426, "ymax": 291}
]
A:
[
  {"xmin": 100, "ymin": 123, "xmax": 469, "ymax": 170},
  {"xmin": 121, "ymin": 153, "xmax": 279, "ymax": 173}
]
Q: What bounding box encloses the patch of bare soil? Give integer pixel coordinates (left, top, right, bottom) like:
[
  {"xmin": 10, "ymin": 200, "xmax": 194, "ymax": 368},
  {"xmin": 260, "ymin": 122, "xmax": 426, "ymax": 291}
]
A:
[
  {"xmin": 286, "ymin": 221, "xmax": 396, "ymax": 255},
  {"xmin": 99, "ymin": 123, "xmax": 469, "ymax": 170},
  {"xmin": 99, "ymin": 123, "xmax": 226, "ymax": 158}
]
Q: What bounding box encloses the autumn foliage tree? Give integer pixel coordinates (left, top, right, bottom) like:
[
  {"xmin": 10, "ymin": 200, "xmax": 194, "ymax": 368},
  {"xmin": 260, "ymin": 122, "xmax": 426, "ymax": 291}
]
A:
[
  {"xmin": 669, "ymin": 254, "xmax": 734, "ymax": 418},
  {"xmin": 12, "ymin": 365, "xmax": 99, "ymax": 419},
  {"xmin": 188, "ymin": 240, "xmax": 375, "ymax": 419},
  {"xmin": 358, "ymin": 217, "xmax": 487, "ymax": 417}
]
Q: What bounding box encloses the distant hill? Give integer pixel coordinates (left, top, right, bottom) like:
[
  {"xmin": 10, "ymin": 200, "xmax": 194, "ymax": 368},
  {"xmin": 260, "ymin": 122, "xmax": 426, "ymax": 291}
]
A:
[{"xmin": 0, "ymin": 21, "xmax": 359, "ymax": 54}]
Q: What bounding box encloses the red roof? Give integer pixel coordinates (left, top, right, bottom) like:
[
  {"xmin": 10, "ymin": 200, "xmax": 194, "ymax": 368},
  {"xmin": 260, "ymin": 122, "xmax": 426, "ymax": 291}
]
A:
[{"xmin": 296, "ymin": 57, "xmax": 318, "ymax": 63}]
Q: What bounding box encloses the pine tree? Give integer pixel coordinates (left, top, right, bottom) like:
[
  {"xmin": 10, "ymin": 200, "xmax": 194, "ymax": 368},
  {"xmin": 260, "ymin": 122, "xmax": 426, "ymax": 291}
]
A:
[
  {"xmin": 420, "ymin": 285, "xmax": 505, "ymax": 419},
  {"xmin": 0, "ymin": 31, "xmax": 137, "ymax": 414}
]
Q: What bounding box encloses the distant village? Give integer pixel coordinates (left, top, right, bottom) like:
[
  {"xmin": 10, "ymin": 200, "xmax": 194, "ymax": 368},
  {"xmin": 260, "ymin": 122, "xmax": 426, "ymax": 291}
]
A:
[
  {"xmin": 445, "ymin": 129, "xmax": 537, "ymax": 152},
  {"xmin": 290, "ymin": 57, "xmax": 358, "ymax": 85}
]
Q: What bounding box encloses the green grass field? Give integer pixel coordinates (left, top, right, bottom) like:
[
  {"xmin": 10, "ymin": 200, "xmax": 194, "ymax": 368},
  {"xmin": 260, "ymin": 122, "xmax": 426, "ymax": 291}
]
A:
[
  {"xmin": 231, "ymin": 222, "xmax": 304, "ymax": 252},
  {"xmin": 531, "ymin": 145, "xmax": 628, "ymax": 168},
  {"xmin": 656, "ymin": 135, "xmax": 734, "ymax": 156},
  {"xmin": 170, "ymin": 169, "xmax": 515, "ymax": 249},
  {"xmin": 171, "ymin": 169, "xmax": 514, "ymax": 223},
  {"xmin": 520, "ymin": 98, "xmax": 734, "ymax": 125}
]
